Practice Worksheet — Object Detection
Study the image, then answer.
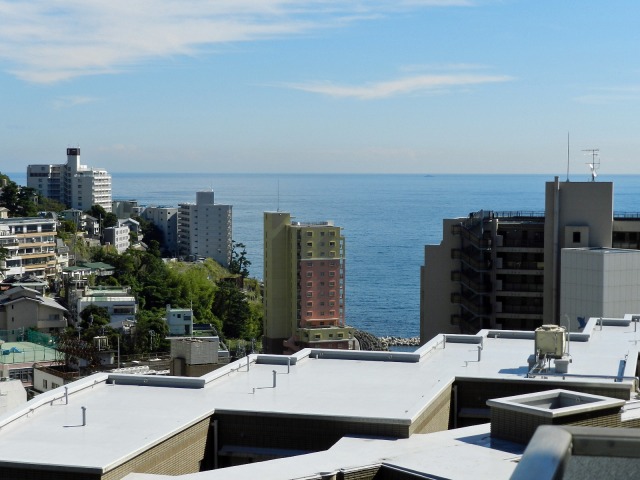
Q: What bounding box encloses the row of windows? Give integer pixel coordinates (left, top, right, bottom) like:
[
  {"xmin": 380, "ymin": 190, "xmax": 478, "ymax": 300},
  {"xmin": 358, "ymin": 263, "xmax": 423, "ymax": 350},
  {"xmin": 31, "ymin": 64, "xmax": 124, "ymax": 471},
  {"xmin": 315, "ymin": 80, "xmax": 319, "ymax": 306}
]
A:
[
  {"xmin": 305, "ymin": 231, "xmax": 337, "ymax": 237},
  {"xmin": 306, "ymin": 261, "xmax": 337, "ymax": 267},
  {"xmin": 306, "ymin": 311, "xmax": 336, "ymax": 316},
  {"xmin": 306, "ymin": 291, "xmax": 337, "ymax": 298},
  {"xmin": 306, "ymin": 251, "xmax": 337, "ymax": 257},
  {"xmin": 306, "ymin": 300, "xmax": 336, "ymax": 307},
  {"xmin": 306, "ymin": 271, "xmax": 337, "ymax": 277},
  {"xmin": 306, "ymin": 281, "xmax": 336, "ymax": 287},
  {"xmin": 305, "ymin": 241, "xmax": 337, "ymax": 247}
]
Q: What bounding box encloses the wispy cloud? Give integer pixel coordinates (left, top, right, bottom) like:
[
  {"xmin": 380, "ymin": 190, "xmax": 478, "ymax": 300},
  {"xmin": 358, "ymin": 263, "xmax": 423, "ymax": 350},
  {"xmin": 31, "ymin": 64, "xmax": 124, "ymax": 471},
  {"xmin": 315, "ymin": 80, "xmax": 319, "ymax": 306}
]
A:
[
  {"xmin": 0, "ymin": 1, "xmax": 471, "ymax": 84},
  {"xmin": 51, "ymin": 95, "xmax": 98, "ymax": 109},
  {"xmin": 283, "ymin": 73, "xmax": 513, "ymax": 99},
  {"xmin": 574, "ymin": 85, "xmax": 640, "ymax": 105}
]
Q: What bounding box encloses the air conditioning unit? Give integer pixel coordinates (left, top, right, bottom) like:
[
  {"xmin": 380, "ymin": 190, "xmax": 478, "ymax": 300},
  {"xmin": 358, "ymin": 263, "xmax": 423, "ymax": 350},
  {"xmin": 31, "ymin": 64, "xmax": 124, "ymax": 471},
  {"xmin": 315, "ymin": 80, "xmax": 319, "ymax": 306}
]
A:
[{"xmin": 535, "ymin": 325, "xmax": 566, "ymax": 359}]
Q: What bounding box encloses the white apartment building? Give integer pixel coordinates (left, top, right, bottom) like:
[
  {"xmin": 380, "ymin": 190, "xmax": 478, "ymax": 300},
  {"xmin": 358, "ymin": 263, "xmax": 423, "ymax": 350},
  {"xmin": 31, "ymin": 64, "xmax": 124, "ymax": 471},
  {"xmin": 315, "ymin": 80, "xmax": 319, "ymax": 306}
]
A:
[
  {"xmin": 178, "ymin": 191, "xmax": 232, "ymax": 267},
  {"xmin": 27, "ymin": 148, "xmax": 112, "ymax": 213},
  {"xmin": 103, "ymin": 225, "xmax": 130, "ymax": 253},
  {"xmin": 142, "ymin": 206, "xmax": 179, "ymax": 255},
  {"xmin": 0, "ymin": 217, "xmax": 57, "ymax": 279},
  {"xmin": 165, "ymin": 304, "xmax": 194, "ymax": 336},
  {"xmin": 77, "ymin": 286, "xmax": 137, "ymax": 325}
]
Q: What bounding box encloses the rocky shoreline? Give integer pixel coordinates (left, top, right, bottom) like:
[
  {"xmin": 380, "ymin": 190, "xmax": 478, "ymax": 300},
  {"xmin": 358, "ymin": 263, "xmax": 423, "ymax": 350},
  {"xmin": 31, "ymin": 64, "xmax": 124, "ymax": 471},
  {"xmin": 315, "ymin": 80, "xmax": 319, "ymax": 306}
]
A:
[
  {"xmin": 379, "ymin": 336, "xmax": 420, "ymax": 348},
  {"xmin": 352, "ymin": 330, "xmax": 420, "ymax": 351}
]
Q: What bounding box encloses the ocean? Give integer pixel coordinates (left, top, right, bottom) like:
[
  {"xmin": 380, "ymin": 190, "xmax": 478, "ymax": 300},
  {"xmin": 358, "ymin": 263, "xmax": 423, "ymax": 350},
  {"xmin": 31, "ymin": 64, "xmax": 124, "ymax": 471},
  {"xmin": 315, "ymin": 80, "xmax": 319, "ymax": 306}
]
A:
[{"xmin": 9, "ymin": 172, "xmax": 640, "ymax": 338}]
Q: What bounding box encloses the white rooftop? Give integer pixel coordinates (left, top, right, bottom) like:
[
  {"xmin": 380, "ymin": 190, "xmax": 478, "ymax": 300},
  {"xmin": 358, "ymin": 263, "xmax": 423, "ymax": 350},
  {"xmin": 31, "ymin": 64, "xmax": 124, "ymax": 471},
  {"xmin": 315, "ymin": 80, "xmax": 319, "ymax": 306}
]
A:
[{"xmin": 0, "ymin": 316, "xmax": 637, "ymax": 476}]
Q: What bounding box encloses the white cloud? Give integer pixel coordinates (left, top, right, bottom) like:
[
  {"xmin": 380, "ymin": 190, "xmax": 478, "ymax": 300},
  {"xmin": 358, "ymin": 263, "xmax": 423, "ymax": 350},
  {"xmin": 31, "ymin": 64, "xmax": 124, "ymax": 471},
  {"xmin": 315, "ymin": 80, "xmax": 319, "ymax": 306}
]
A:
[
  {"xmin": 51, "ymin": 95, "xmax": 98, "ymax": 109},
  {"xmin": 574, "ymin": 85, "xmax": 640, "ymax": 105},
  {"xmin": 0, "ymin": 0, "xmax": 471, "ymax": 84},
  {"xmin": 284, "ymin": 73, "xmax": 513, "ymax": 99}
]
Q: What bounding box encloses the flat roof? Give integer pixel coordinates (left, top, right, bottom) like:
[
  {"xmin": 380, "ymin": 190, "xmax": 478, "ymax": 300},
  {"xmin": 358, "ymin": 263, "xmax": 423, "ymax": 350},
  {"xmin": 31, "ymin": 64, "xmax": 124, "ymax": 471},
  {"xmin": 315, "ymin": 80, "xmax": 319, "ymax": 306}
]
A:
[
  {"xmin": 126, "ymin": 424, "xmax": 523, "ymax": 480},
  {"xmin": 0, "ymin": 316, "xmax": 637, "ymax": 474}
]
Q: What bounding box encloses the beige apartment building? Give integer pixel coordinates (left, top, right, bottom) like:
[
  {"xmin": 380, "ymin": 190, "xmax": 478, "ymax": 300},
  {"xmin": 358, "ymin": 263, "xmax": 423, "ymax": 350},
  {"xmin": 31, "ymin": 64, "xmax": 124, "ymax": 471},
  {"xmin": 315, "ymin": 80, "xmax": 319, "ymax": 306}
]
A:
[
  {"xmin": 420, "ymin": 177, "xmax": 640, "ymax": 343},
  {"xmin": 0, "ymin": 217, "xmax": 58, "ymax": 279},
  {"xmin": 263, "ymin": 211, "xmax": 354, "ymax": 354}
]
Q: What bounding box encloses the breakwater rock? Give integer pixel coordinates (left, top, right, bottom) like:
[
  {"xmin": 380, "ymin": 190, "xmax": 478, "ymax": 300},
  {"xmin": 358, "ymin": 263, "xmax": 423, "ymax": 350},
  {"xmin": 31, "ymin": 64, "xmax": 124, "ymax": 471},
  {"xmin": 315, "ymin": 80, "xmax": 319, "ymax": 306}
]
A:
[
  {"xmin": 353, "ymin": 331, "xmax": 421, "ymax": 351},
  {"xmin": 379, "ymin": 336, "xmax": 421, "ymax": 348},
  {"xmin": 353, "ymin": 329, "xmax": 389, "ymax": 351}
]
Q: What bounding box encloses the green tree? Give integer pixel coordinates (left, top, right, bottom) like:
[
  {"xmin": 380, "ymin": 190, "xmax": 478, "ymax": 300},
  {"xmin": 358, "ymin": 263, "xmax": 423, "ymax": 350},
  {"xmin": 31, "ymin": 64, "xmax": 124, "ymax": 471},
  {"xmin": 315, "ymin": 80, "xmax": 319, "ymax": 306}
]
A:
[
  {"xmin": 213, "ymin": 281, "xmax": 252, "ymax": 339},
  {"xmin": 135, "ymin": 309, "xmax": 169, "ymax": 353},
  {"xmin": 0, "ymin": 180, "xmax": 38, "ymax": 217},
  {"xmin": 79, "ymin": 304, "xmax": 111, "ymax": 328},
  {"xmin": 229, "ymin": 241, "xmax": 251, "ymax": 278},
  {"xmin": 87, "ymin": 204, "xmax": 118, "ymax": 228},
  {"xmin": 134, "ymin": 216, "xmax": 165, "ymax": 250}
]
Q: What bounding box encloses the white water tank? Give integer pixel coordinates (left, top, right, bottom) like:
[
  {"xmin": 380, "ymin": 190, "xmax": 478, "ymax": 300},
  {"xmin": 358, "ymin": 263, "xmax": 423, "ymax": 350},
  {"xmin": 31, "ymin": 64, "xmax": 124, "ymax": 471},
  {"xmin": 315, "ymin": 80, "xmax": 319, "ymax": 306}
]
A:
[{"xmin": 535, "ymin": 325, "xmax": 566, "ymax": 359}]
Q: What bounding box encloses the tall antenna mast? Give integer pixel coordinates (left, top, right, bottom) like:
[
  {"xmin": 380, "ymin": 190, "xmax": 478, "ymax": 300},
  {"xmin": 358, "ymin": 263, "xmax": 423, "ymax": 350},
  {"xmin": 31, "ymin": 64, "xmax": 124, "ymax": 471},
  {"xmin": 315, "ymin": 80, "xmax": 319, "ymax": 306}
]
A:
[
  {"xmin": 582, "ymin": 148, "xmax": 600, "ymax": 182},
  {"xmin": 566, "ymin": 132, "xmax": 570, "ymax": 181},
  {"xmin": 277, "ymin": 179, "xmax": 280, "ymax": 212}
]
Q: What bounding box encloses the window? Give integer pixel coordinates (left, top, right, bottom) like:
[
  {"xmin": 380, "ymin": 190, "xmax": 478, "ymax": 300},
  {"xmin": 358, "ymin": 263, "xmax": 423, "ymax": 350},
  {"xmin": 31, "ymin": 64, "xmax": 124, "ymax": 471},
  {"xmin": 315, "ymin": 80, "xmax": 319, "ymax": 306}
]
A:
[
  {"xmin": 307, "ymin": 242, "xmax": 313, "ymax": 247},
  {"xmin": 306, "ymin": 301, "xmax": 313, "ymax": 307},
  {"xmin": 43, "ymin": 379, "xmax": 48, "ymax": 389},
  {"xmin": 307, "ymin": 231, "xmax": 313, "ymax": 237},
  {"xmin": 321, "ymin": 311, "xmax": 325, "ymax": 316},
  {"xmin": 329, "ymin": 291, "xmax": 336, "ymax": 297},
  {"xmin": 52, "ymin": 383, "xmax": 60, "ymax": 389},
  {"xmin": 330, "ymin": 241, "xmax": 336, "ymax": 246},
  {"xmin": 573, "ymin": 231, "xmax": 581, "ymax": 243},
  {"xmin": 306, "ymin": 292, "xmax": 312, "ymax": 298},
  {"xmin": 306, "ymin": 311, "xmax": 312, "ymax": 316},
  {"xmin": 329, "ymin": 272, "xmax": 335, "ymax": 277},
  {"xmin": 306, "ymin": 282, "xmax": 312, "ymax": 287},
  {"xmin": 329, "ymin": 281, "xmax": 335, "ymax": 287},
  {"xmin": 307, "ymin": 262, "xmax": 313, "ymax": 267},
  {"xmin": 306, "ymin": 272, "xmax": 312, "ymax": 277},
  {"xmin": 320, "ymin": 231, "xmax": 325, "ymax": 236}
]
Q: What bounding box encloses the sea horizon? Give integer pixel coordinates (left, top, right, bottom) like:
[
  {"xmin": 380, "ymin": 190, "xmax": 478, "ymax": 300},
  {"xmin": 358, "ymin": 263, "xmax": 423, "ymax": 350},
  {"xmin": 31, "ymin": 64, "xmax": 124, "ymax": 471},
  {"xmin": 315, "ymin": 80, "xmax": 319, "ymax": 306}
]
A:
[{"xmin": 6, "ymin": 171, "xmax": 640, "ymax": 338}]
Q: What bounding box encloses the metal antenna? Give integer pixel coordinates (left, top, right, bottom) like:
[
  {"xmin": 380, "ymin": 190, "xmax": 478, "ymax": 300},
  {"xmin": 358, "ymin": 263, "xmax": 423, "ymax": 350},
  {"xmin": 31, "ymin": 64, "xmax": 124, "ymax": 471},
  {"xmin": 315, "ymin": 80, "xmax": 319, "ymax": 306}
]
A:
[
  {"xmin": 583, "ymin": 148, "xmax": 600, "ymax": 181},
  {"xmin": 566, "ymin": 132, "xmax": 570, "ymax": 181},
  {"xmin": 277, "ymin": 179, "xmax": 280, "ymax": 212}
]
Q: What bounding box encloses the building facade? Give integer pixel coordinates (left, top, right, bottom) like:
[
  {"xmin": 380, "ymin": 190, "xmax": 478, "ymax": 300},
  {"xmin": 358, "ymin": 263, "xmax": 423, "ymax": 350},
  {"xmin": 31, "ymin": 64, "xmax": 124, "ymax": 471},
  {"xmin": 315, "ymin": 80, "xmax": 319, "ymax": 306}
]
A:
[
  {"xmin": 263, "ymin": 211, "xmax": 353, "ymax": 354},
  {"xmin": 165, "ymin": 304, "xmax": 194, "ymax": 336},
  {"xmin": 0, "ymin": 217, "xmax": 58, "ymax": 279},
  {"xmin": 103, "ymin": 225, "xmax": 130, "ymax": 253},
  {"xmin": 142, "ymin": 206, "xmax": 179, "ymax": 255},
  {"xmin": 27, "ymin": 148, "xmax": 112, "ymax": 213},
  {"xmin": 178, "ymin": 191, "xmax": 232, "ymax": 267},
  {"xmin": 420, "ymin": 178, "xmax": 640, "ymax": 343}
]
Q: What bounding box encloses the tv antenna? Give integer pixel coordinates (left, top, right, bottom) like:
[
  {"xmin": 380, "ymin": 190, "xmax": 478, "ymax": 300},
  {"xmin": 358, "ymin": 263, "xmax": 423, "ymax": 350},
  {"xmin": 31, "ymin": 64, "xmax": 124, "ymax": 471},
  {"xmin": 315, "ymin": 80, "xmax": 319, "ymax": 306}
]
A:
[
  {"xmin": 566, "ymin": 132, "xmax": 570, "ymax": 181},
  {"xmin": 583, "ymin": 148, "xmax": 599, "ymax": 181}
]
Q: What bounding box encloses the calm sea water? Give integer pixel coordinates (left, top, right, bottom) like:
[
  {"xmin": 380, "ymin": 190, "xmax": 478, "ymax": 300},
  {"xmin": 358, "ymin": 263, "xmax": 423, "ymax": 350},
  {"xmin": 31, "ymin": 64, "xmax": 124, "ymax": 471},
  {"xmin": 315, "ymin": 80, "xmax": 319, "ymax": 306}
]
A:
[{"xmin": 10, "ymin": 172, "xmax": 640, "ymax": 337}]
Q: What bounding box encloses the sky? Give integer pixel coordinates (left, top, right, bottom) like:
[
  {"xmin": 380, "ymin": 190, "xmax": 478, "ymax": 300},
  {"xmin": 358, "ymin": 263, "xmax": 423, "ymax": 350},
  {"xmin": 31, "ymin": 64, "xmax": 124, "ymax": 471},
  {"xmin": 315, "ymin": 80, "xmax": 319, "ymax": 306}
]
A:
[{"xmin": 1, "ymin": 0, "xmax": 639, "ymax": 175}]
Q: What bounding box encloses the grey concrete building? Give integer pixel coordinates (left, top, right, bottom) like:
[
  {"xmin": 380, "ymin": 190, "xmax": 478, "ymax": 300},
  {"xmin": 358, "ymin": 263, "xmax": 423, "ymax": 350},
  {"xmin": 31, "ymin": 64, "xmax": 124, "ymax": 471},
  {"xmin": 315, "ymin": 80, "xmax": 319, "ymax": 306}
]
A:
[{"xmin": 421, "ymin": 178, "xmax": 640, "ymax": 343}]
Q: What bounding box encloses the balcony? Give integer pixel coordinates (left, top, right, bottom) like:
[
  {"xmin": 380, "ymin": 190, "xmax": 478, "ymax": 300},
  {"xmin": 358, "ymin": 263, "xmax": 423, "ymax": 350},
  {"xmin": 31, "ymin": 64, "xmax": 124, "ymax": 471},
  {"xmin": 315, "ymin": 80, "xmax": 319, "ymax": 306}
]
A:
[
  {"xmin": 451, "ymin": 292, "xmax": 491, "ymax": 315},
  {"xmin": 37, "ymin": 318, "xmax": 68, "ymax": 330},
  {"xmin": 451, "ymin": 249, "xmax": 492, "ymax": 271}
]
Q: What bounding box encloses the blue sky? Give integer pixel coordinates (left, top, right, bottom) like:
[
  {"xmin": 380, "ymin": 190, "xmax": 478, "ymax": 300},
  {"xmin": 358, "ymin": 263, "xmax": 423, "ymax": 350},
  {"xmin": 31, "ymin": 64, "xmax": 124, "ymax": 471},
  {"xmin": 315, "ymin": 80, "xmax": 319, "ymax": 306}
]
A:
[{"xmin": 1, "ymin": 0, "xmax": 639, "ymax": 174}]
